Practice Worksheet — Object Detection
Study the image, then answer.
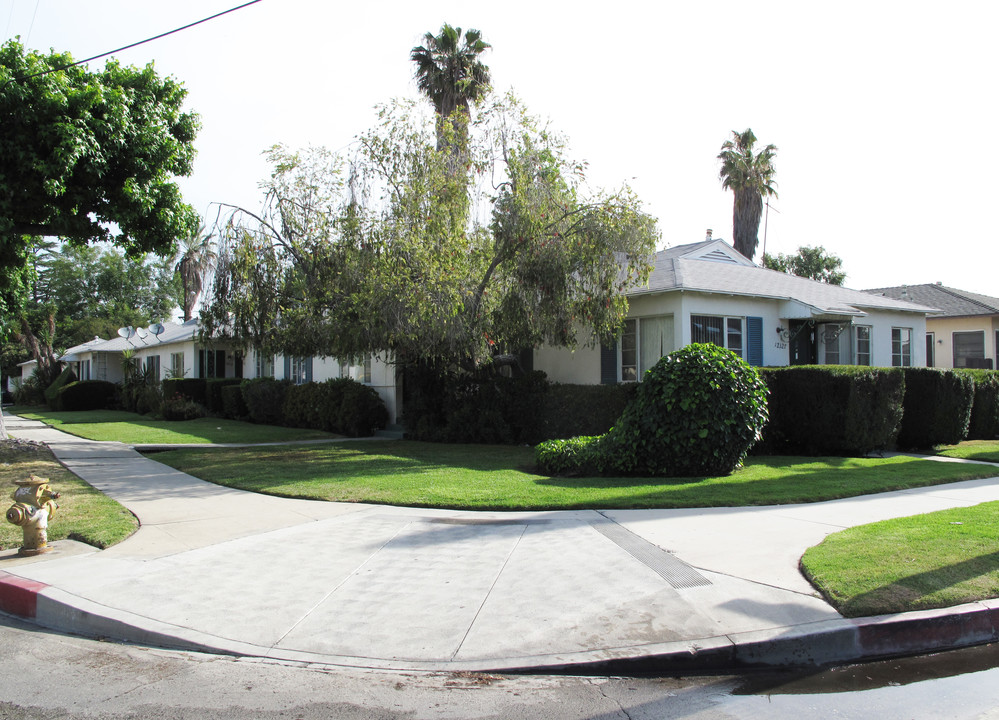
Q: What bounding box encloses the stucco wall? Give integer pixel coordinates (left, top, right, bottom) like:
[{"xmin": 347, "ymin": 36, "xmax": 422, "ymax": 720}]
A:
[{"xmin": 926, "ymin": 315, "xmax": 999, "ymax": 369}]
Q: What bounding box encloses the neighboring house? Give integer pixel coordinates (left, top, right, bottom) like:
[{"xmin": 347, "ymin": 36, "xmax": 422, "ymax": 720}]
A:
[
  {"xmin": 534, "ymin": 239, "xmax": 937, "ymax": 384},
  {"xmin": 865, "ymin": 283, "xmax": 999, "ymax": 369},
  {"xmin": 53, "ymin": 320, "xmax": 403, "ymax": 425}
]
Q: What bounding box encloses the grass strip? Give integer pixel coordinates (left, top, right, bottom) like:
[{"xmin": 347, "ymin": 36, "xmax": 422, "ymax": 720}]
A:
[
  {"xmin": 801, "ymin": 501, "xmax": 999, "ymax": 617},
  {"xmin": 150, "ymin": 441, "xmax": 999, "ymax": 510},
  {"xmin": 15, "ymin": 408, "xmax": 337, "ymax": 445},
  {"xmin": 936, "ymin": 439, "xmax": 999, "ymax": 464},
  {"xmin": 0, "ymin": 440, "xmax": 137, "ymax": 551}
]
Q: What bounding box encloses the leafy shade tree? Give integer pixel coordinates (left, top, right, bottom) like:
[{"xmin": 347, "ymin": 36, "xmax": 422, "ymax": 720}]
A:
[
  {"xmin": 0, "ymin": 40, "xmax": 200, "ymax": 276},
  {"xmin": 411, "ymin": 24, "xmax": 491, "ymax": 154},
  {"xmin": 718, "ymin": 129, "xmax": 777, "ymax": 261},
  {"xmin": 175, "ymin": 227, "xmax": 218, "ymax": 321},
  {"xmin": 763, "ymin": 245, "xmax": 846, "ymax": 285},
  {"xmin": 202, "ymin": 94, "xmax": 658, "ymax": 372}
]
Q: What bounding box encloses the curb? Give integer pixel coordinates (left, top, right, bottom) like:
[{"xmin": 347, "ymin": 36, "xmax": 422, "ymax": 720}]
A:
[{"xmin": 2, "ymin": 569, "xmax": 997, "ymax": 674}]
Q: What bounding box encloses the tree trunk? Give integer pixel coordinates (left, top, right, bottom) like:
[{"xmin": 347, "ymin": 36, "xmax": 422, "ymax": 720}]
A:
[{"xmin": 0, "ymin": 406, "xmax": 7, "ymax": 440}]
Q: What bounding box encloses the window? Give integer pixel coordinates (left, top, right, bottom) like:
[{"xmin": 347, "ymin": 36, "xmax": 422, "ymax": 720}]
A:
[
  {"xmin": 691, "ymin": 315, "xmax": 743, "ymax": 357},
  {"xmin": 255, "ymin": 353, "xmax": 274, "ymax": 378},
  {"xmin": 821, "ymin": 324, "xmax": 842, "ymax": 364},
  {"xmin": 620, "ymin": 316, "xmax": 675, "ymax": 381},
  {"xmin": 339, "ymin": 356, "xmax": 373, "ymax": 384},
  {"xmin": 925, "ymin": 333, "xmax": 935, "ymax": 367},
  {"xmin": 170, "ymin": 352, "xmax": 185, "ymax": 378},
  {"xmin": 144, "ymin": 355, "xmax": 161, "ymax": 380},
  {"xmin": 891, "ymin": 328, "xmax": 912, "ymax": 366},
  {"xmin": 79, "ymin": 360, "xmax": 91, "ymax": 380},
  {"xmin": 854, "ymin": 326, "xmax": 871, "ymax": 366},
  {"xmin": 198, "ymin": 349, "xmax": 226, "ymax": 378},
  {"xmin": 290, "ymin": 357, "xmax": 308, "ymax": 385},
  {"xmin": 953, "ymin": 331, "xmax": 985, "ymax": 368}
]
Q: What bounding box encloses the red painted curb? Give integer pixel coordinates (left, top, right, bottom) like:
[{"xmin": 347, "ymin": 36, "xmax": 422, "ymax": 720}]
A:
[{"xmin": 0, "ymin": 571, "xmax": 48, "ymax": 619}]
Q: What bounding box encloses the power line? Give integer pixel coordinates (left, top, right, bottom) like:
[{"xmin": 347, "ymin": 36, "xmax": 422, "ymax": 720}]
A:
[{"xmin": 6, "ymin": 0, "xmax": 263, "ymax": 83}]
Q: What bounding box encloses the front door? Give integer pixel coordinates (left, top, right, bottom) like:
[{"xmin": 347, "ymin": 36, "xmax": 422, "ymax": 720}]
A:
[{"xmin": 789, "ymin": 320, "xmax": 816, "ymax": 365}]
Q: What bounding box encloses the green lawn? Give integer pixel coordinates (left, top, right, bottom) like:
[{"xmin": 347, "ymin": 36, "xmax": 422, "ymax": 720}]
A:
[
  {"xmin": 13, "ymin": 408, "xmax": 338, "ymax": 445},
  {"xmin": 936, "ymin": 439, "xmax": 999, "ymax": 464},
  {"xmin": 150, "ymin": 441, "xmax": 999, "ymax": 510},
  {"xmin": 801, "ymin": 501, "xmax": 999, "ymax": 617},
  {"xmin": 0, "ymin": 441, "xmax": 137, "ymax": 552}
]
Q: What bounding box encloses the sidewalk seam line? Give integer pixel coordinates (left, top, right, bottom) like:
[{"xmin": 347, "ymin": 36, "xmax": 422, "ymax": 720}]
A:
[{"xmin": 449, "ymin": 524, "xmax": 529, "ymax": 662}]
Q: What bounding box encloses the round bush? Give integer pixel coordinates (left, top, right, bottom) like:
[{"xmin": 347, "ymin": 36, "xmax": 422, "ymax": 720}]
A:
[{"xmin": 604, "ymin": 343, "xmax": 769, "ymax": 477}]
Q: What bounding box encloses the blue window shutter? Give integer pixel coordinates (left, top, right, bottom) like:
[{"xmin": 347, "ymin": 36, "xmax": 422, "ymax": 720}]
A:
[
  {"xmin": 600, "ymin": 342, "xmax": 618, "ymax": 384},
  {"xmin": 747, "ymin": 317, "xmax": 763, "ymax": 366},
  {"xmin": 283, "ymin": 356, "xmax": 290, "ymax": 380},
  {"xmin": 305, "ymin": 357, "xmax": 314, "ymax": 382}
]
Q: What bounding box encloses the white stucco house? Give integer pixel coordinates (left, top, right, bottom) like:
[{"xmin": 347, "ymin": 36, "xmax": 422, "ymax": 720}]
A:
[{"xmin": 533, "ymin": 238, "xmax": 938, "ymax": 384}]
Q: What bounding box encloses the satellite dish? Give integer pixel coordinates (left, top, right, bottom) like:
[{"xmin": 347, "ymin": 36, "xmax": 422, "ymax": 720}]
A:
[
  {"xmin": 117, "ymin": 326, "xmax": 135, "ymax": 339},
  {"xmin": 135, "ymin": 327, "xmax": 149, "ymax": 340},
  {"xmin": 148, "ymin": 323, "xmax": 165, "ymax": 336}
]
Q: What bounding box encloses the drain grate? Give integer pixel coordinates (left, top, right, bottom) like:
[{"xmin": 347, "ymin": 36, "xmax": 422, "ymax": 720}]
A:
[{"xmin": 590, "ymin": 520, "xmax": 711, "ymax": 590}]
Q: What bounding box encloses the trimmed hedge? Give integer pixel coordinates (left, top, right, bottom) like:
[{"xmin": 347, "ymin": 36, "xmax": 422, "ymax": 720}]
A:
[
  {"xmin": 755, "ymin": 366, "xmax": 905, "ymax": 456},
  {"xmin": 282, "ymin": 378, "xmax": 388, "ymax": 437},
  {"xmin": 960, "ymin": 369, "xmax": 999, "ymax": 440},
  {"xmin": 538, "ymin": 383, "xmax": 638, "ymax": 441},
  {"xmin": 162, "ymin": 378, "xmax": 207, "ymax": 406},
  {"xmin": 896, "ymin": 368, "xmax": 974, "ymax": 449},
  {"xmin": 221, "ymin": 384, "xmax": 249, "ymax": 420},
  {"xmin": 242, "ymin": 378, "xmax": 291, "ymax": 426},
  {"xmin": 54, "ymin": 380, "xmax": 117, "ymax": 411},
  {"xmin": 205, "ymin": 378, "xmax": 242, "ymax": 415},
  {"xmin": 404, "ymin": 365, "xmax": 549, "ymax": 444}
]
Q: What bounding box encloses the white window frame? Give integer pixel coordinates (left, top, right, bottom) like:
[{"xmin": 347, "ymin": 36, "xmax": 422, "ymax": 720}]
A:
[
  {"xmin": 144, "ymin": 354, "xmax": 161, "ymax": 381},
  {"xmin": 620, "ymin": 315, "xmax": 675, "ymax": 382},
  {"xmin": 290, "ymin": 357, "xmax": 307, "ymax": 385},
  {"xmin": 854, "ymin": 325, "xmax": 872, "ymax": 366},
  {"xmin": 690, "ymin": 315, "xmax": 744, "ymax": 358},
  {"xmin": 891, "ymin": 327, "xmax": 912, "ymax": 367},
  {"xmin": 170, "ymin": 352, "xmax": 185, "ymax": 378},
  {"xmin": 255, "ymin": 353, "xmax": 274, "ymax": 378}
]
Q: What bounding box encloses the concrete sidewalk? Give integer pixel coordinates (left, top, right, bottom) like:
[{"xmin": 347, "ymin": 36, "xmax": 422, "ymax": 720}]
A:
[{"xmin": 2, "ymin": 411, "xmax": 999, "ymax": 674}]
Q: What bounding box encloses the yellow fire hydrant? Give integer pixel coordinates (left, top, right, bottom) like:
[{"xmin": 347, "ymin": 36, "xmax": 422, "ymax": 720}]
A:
[{"xmin": 6, "ymin": 475, "xmax": 60, "ymax": 556}]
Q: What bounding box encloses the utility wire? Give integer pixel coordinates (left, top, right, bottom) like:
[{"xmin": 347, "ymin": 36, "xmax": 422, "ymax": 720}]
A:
[{"xmin": 6, "ymin": 0, "xmax": 262, "ymax": 83}]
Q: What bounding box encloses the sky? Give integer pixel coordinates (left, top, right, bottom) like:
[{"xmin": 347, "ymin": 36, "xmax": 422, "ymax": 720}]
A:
[{"xmin": 4, "ymin": 0, "xmax": 998, "ymax": 295}]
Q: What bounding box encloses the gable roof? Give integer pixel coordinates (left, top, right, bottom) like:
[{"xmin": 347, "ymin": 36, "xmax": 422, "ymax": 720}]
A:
[
  {"xmin": 61, "ymin": 319, "xmax": 201, "ymax": 357},
  {"xmin": 864, "ymin": 283, "xmax": 999, "ymax": 318},
  {"xmin": 633, "ymin": 240, "xmax": 937, "ymax": 318}
]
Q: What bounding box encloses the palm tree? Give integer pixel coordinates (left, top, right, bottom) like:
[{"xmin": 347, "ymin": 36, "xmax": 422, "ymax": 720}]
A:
[
  {"xmin": 411, "ymin": 24, "xmax": 491, "ymax": 153},
  {"xmin": 175, "ymin": 227, "xmax": 217, "ymax": 321},
  {"xmin": 718, "ymin": 129, "xmax": 778, "ymax": 261}
]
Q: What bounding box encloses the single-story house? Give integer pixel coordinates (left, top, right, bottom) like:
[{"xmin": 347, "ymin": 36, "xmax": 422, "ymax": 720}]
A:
[
  {"xmin": 864, "ymin": 283, "xmax": 999, "ymax": 369},
  {"xmin": 534, "ymin": 238, "xmax": 938, "ymax": 383}
]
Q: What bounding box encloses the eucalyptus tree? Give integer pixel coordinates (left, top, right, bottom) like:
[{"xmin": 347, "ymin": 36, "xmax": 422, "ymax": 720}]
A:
[
  {"xmin": 202, "ymin": 94, "xmax": 658, "ymax": 372},
  {"xmin": 718, "ymin": 128, "xmax": 777, "ymax": 261}
]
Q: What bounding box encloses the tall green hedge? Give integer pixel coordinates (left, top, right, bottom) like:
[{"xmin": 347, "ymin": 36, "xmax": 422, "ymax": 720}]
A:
[
  {"xmin": 54, "ymin": 380, "xmax": 117, "ymax": 411},
  {"xmin": 162, "ymin": 378, "xmax": 207, "ymax": 406},
  {"xmin": 756, "ymin": 366, "xmax": 905, "ymax": 456},
  {"xmin": 205, "ymin": 378, "xmax": 242, "ymax": 414},
  {"xmin": 959, "ymin": 369, "xmax": 999, "ymax": 440},
  {"xmin": 538, "ymin": 383, "xmax": 638, "ymax": 441},
  {"xmin": 896, "ymin": 368, "xmax": 974, "ymax": 449},
  {"xmin": 241, "ymin": 378, "xmax": 291, "ymax": 426}
]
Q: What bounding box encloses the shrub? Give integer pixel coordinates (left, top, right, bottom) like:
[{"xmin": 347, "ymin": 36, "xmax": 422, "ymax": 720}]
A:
[
  {"xmin": 44, "ymin": 366, "xmax": 78, "ymax": 409},
  {"xmin": 535, "ymin": 436, "xmax": 605, "ymax": 476},
  {"xmin": 242, "ymin": 378, "xmax": 291, "ymax": 425},
  {"xmin": 896, "ymin": 368, "xmax": 974, "ymax": 449},
  {"xmin": 221, "ymin": 384, "xmax": 249, "ymax": 420},
  {"xmin": 339, "ymin": 380, "xmax": 389, "ymax": 437},
  {"xmin": 601, "ymin": 344, "xmax": 769, "ymax": 477},
  {"xmin": 12, "ymin": 374, "xmax": 44, "ymax": 405},
  {"xmin": 55, "ymin": 380, "xmax": 117, "ymax": 411},
  {"xmin": 756, "ymin": 366, "xmax": 905, "ymax": 456},
  {"xmin": 162, "ymin": 378, "xmax": 207, "ymax": 406},
  {"xmin": 960, "ymin": 369, "xmax": 999, "ymax": 440},
  {"xmin": 161, "ymin": 393, "xmax": 207, "ymax": 421},
  {"xmin": 205, "ymin": 378, "xmax": 243, "ymax": 415}
]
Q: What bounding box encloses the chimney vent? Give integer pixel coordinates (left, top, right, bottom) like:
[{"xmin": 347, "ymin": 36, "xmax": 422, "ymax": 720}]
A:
[{"xmin": 706, "ymin": 228, "xmax": 713, "ymax": 241}]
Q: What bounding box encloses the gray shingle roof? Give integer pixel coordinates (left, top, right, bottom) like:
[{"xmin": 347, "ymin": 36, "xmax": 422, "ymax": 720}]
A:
[
  {"xmin": 632, "ymin": 241, "xmax": 935, "ymax": 317},
  {"xmin": 864, "ymin": 284, "xmax": 999, "ymax": 317},
  {"xmin": 64, "ymin": 319, "xmax": 201, "ymax": 356}
]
